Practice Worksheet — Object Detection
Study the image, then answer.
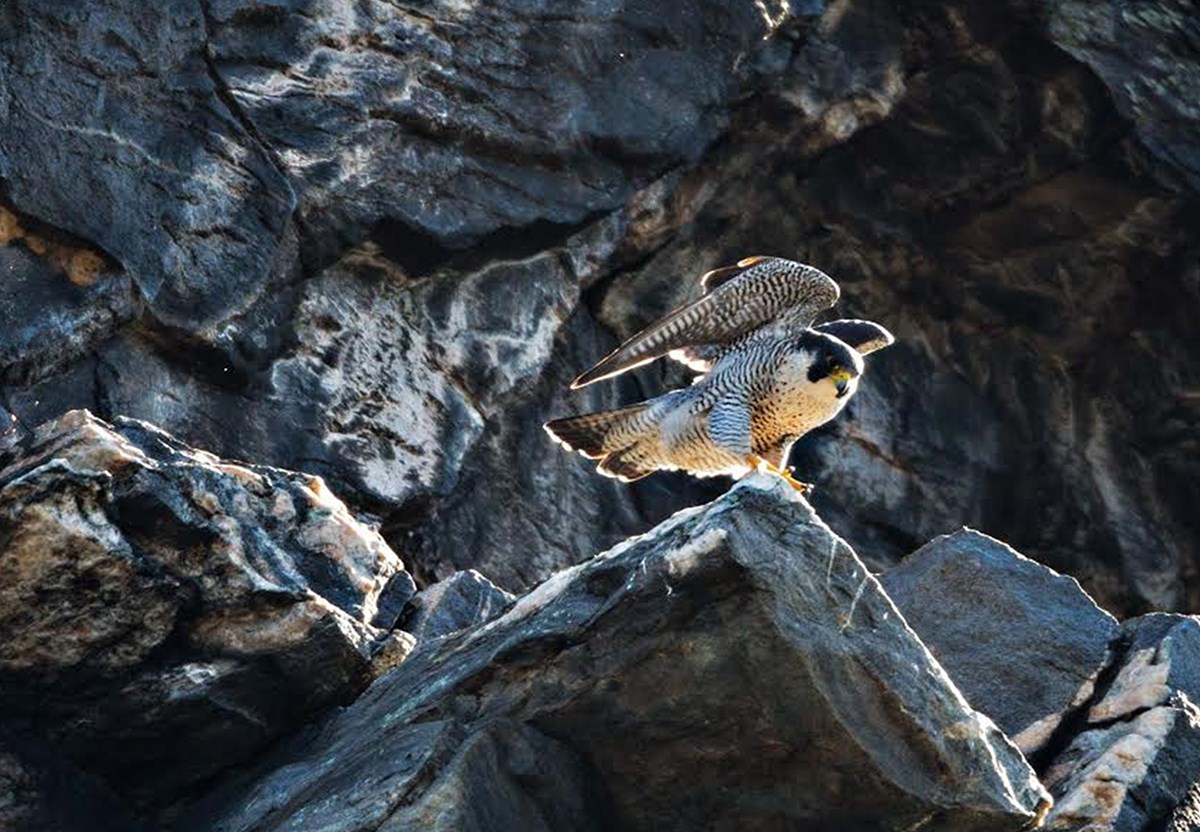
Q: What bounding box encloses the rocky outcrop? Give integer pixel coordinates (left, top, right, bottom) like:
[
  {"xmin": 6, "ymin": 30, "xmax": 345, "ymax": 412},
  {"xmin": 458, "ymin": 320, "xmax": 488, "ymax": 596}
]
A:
[
  {"xmin": 1042, "ymin": 615, "xmax": 1200, "ymax": 831},
  {"xmin": 882, "ymin": 529, "xmax": 1119, "ymax": 755},
  {"xmin": 881, "ymin": 531, "xmax": 1200, "ymax": 832},
  {"xmin": 592, "ymin": 11, "xmax": 1200, "ymax": 613},
  {"xmin": 3, "ymin": 409, "xmax": 1200, "ymax": 830},
  {"xmin": 1, "ymin": 0, "xmax": 1199, "ymax": 825},
  {"xmin": 1044, "ymin": 0, "xmax": 1200, "ymax": 193},
  {"xmin": 183, "ymin": 476, "xmax": 1049, "ymax": 832},
  {"xmin": 0, "ymin": 410, "xmax": 414, "ymax": 809}
]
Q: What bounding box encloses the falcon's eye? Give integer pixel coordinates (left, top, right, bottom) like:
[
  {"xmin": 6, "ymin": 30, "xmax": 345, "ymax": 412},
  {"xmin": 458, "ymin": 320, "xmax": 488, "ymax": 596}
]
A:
[{"xmin": 825, "ymin": 354, "xmax": 839, "ymax": 370}]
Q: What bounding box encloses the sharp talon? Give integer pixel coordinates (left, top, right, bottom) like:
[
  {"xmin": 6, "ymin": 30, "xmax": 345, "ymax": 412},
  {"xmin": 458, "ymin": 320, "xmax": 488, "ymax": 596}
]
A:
[
  {"xmin": 780, "ymin": 470, "xmax": 814, "ymax": 495},
  {"xmin": 747, "ymin": 455, "xmax": 812, "ymax": 494}
]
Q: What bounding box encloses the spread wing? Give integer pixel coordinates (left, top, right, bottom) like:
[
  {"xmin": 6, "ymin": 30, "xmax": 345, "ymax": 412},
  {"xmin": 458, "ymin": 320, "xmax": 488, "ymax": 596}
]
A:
[
  {"xmin": 813, "ymin": 319, "xmax": 895, "ymax": 355},
  {"xmin": 571, "ymin": 257, "xmax": 840, "ymax": 388}
]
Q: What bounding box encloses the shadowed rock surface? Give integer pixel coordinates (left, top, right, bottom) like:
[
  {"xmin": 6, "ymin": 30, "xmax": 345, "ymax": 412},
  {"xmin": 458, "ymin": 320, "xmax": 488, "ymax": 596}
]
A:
[
  {"xmin": 0, "ymin": 410, "xmax": 413, "ymax": 810},
  {"xmin": 0, "ymin": 731, "xmax": 136, "ymax": 832},
  {"xmin": 181, "ymin": 477, "xmax": 1049, "ymax": 832},
  {"xmin": 882, "ymin": 529, "xmax": 1120, "ymax": 755}
]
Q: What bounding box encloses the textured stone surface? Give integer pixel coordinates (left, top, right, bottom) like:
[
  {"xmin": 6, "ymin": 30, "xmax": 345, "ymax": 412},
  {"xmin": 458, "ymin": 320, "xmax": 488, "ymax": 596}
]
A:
[
  {"xmin": 0, "ymin": 236, "xmax": 136, "ymax": 388},
  {"xmin": 1, "ymin": 0, "xmax": 1199, "ymax": 828},
  {"xmin": 1045, "ymin": 0, "xmax": 1200, "ymax": 192},
  {"xmin": 1042, "ymin": 614, "xmax": 1200, "ymax": 831},
  {"xmin": 185, "ymin": 477, "xmax": 1049, "ymax": 832},
  {"xmin": 591, "ymin": 8, "xmax": 1200, "ymax": 612},
  {"xmin": 398, "ymin": 569, "xmax": 514, "ymax": 645},
  {"xmin": 1, "ymin": 0, "xmax": 1196, "ymax": 613},
  {"xmin": 882, "ymin": 529, "xmax": 1120, "ymax": 754},
  {"xmin": 0, "ymin": 1, "xmax": 297, "ymax": 332},
  {"xmin": 204, "ymin": 0, "xmax": 800, "ymax": 258},
  {"xmin": 0, "ymin": 410, "xmax": 413, "ymax": 808}
]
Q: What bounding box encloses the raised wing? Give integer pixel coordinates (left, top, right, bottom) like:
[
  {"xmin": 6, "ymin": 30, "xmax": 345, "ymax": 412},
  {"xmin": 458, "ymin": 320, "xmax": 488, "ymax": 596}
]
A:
[
  {"xmin": 571, "ymin": 257, "xmax": 840, "ymax": 388},
  {"xmin": 814, "ymin": 319, "xmax": 895, "ymax": 355},
  {"xmin": 697, "ymin": 255, "xmax": 773, "ymax": 293}
]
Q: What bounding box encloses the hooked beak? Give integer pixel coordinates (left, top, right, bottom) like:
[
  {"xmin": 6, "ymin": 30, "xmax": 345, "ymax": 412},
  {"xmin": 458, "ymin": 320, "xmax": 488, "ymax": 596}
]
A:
[{"xmin": 832, "ymin": 368, "xmax": 852, "ymax": 398}]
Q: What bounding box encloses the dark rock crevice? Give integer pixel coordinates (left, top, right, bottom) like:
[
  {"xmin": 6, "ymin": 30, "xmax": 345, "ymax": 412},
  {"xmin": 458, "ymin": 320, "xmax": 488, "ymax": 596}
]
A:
[{"xmin": 1027, "ymin": 630, "xmax": 1134, "ymax": 775}]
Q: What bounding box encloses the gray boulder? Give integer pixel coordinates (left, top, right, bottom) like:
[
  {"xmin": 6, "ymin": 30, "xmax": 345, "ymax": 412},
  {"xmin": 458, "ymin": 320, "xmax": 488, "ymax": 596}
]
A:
[
  {"xmin": 1043, "ymin": 614, "xmax": 1200, "ymax": 831},
  {"xmin": 881, "ymin": 529, "xmax": 1119, "ymax": 754},
  {"xmin": 0, "ymin": 410, "xmax": 414, "ymax": 808},
  {"xmin": 185, "ymin": 477, "xmax": 1049, "ymax": 832}
]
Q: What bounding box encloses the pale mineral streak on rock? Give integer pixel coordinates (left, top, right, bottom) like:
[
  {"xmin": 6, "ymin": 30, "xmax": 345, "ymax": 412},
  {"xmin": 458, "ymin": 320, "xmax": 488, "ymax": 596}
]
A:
[
  {"xmin": 1089, "ymin": 647, "xmax": 1174, "ymax": 723},
  {"xmin": 1044, "ymin": 709, "xmax": 1178, "ymax": 830},
  {"xmin": 1042, "ymin": 615, "xmax": 1200, "ymax": 831}
]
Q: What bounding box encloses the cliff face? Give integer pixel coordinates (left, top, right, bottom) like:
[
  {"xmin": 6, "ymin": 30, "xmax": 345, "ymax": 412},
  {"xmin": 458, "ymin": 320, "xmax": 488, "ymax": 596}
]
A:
[
  {"xmin": 1, "ymin": 0, "xmax": 1197, "ymax": 613},
  {"xmin": 1, "ymin": 0, "xmax": 1199, "ymax": 829}
]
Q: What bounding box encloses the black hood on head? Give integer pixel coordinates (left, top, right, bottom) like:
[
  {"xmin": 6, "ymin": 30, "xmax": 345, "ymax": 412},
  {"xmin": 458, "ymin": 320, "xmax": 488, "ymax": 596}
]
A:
[{"xmin": 796, "ymin": 330, "xmax": 862, "ymax": 383}]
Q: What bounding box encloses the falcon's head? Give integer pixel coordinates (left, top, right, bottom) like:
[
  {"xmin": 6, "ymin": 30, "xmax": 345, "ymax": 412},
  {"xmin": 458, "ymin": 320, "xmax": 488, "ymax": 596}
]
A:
[{"xmin": 800, "ymin": 331, "xmax": 865, "ymax": 399}]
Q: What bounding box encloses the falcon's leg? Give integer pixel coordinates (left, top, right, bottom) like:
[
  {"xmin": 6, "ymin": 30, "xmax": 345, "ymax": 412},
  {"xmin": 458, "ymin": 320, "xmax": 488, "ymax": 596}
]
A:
[{"xmin": 746, "ymin": 451, "xmax": 814, "ymax": 495}]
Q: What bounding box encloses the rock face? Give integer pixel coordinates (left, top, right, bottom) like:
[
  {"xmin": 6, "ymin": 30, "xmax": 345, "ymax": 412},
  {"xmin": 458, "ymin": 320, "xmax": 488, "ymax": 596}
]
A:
[
  {"xmin": 185, "ymin": 477, "xmax": 1049, "ymax": 832},
  {"xmin": 882, "ymin": 529, "xmax": 1120, "ymax": 755},
  {"xmin": 1, "ymin": 0, "xmax": 1200, "ymax": 828},
  {"xmin": 0, "ymin": 410, "xmax": 413, "ymax": 809},
  {"xmin": 1045, "ymin": 0, "xmax": 1200, "ymax": 193},
  {"xmin": 0, "ymin": 730, "xmax": 135, "ymax": 832},
  {"xmin": 1, "ymin": 0, "xmax": 1196, "ymax": 614}
]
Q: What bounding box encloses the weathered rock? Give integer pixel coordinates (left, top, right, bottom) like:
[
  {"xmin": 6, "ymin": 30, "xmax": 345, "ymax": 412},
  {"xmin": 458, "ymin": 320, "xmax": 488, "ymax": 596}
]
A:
[
  {"xmin": 0, "ymin": 410, "xmax": 413, "ymax": 808},
  {"xmin": 3, "ymin": 0, "xmax": 1194, "ymax": 616},
  {"xmin": 398, "ymin": 570, "xmax": 514, "ymax": 644},
  {"xmin": 0, "ymin": 1, "xmax": 297, "ymax": 333},
  {"xmin": 1043, "ymin": 614, "xmax": 1200, "ymax": 831},
  {"xmin": 184, "ymin": 477, "xmax": 1049, "ymax": 832},
  {"xmin": 414, "ymin": 302, "xmax": 717, "ymax": 589},
  {"xmin": 204, "ymin": 0, "xmax": 801, "ymax": 259},
  {"xmin": 92, "ymin": 229, "xmax": 709, "ymax": 592},
  {"xmin": 881, "ymin": 529, "xmax": 1120, "ymax": 755},
  {"xmin": 1044, "ymin": 0, "xmax": 1200, "ymax": 192},
  {"xmin": 0, "ymin": 239, "xmax": 137, "ymax": 388}
]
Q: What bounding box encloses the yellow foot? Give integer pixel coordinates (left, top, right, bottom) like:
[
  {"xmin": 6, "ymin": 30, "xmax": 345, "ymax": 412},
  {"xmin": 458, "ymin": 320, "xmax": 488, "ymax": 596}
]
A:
[{"xmin": 746, "ymin": 456, "xmax": 814, "ymax": 494}]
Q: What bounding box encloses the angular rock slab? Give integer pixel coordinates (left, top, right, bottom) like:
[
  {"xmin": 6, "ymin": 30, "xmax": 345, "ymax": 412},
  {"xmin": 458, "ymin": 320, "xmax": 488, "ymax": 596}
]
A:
[
  {"xmin": 189, "ymin": 477, "xmax": 1049, "ymax": 832},
  {"xmin": 1044, "ymin": 614, "xmax": 1200, "ymax": 831},
  {"xmin": 0, "ymin": 410, "xmax": 414, "ymax": 807},
  {"xmin": 882, "ymin": 529, "xmax": 1119, "ymax": 755},
  {"xmin": 398, "ymin": 569, "xmax": 515, "ymax": 644}
]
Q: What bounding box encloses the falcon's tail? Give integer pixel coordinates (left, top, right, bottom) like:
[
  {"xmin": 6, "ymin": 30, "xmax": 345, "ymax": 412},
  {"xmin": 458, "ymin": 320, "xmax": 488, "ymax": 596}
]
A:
[
  {"xmin": 544, "ymin": 403, "xmax": 661, "ymax": 481},
  {"xmin": 544, "ymin": 403, "xmax": 651, "ymax": 459}
]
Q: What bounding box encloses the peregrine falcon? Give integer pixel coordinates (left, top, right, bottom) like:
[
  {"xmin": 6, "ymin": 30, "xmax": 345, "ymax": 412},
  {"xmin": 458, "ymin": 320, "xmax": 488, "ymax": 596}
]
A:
[{"xmin": 544, "ymin": 256, "xmax": 894, "ymax": 491}]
